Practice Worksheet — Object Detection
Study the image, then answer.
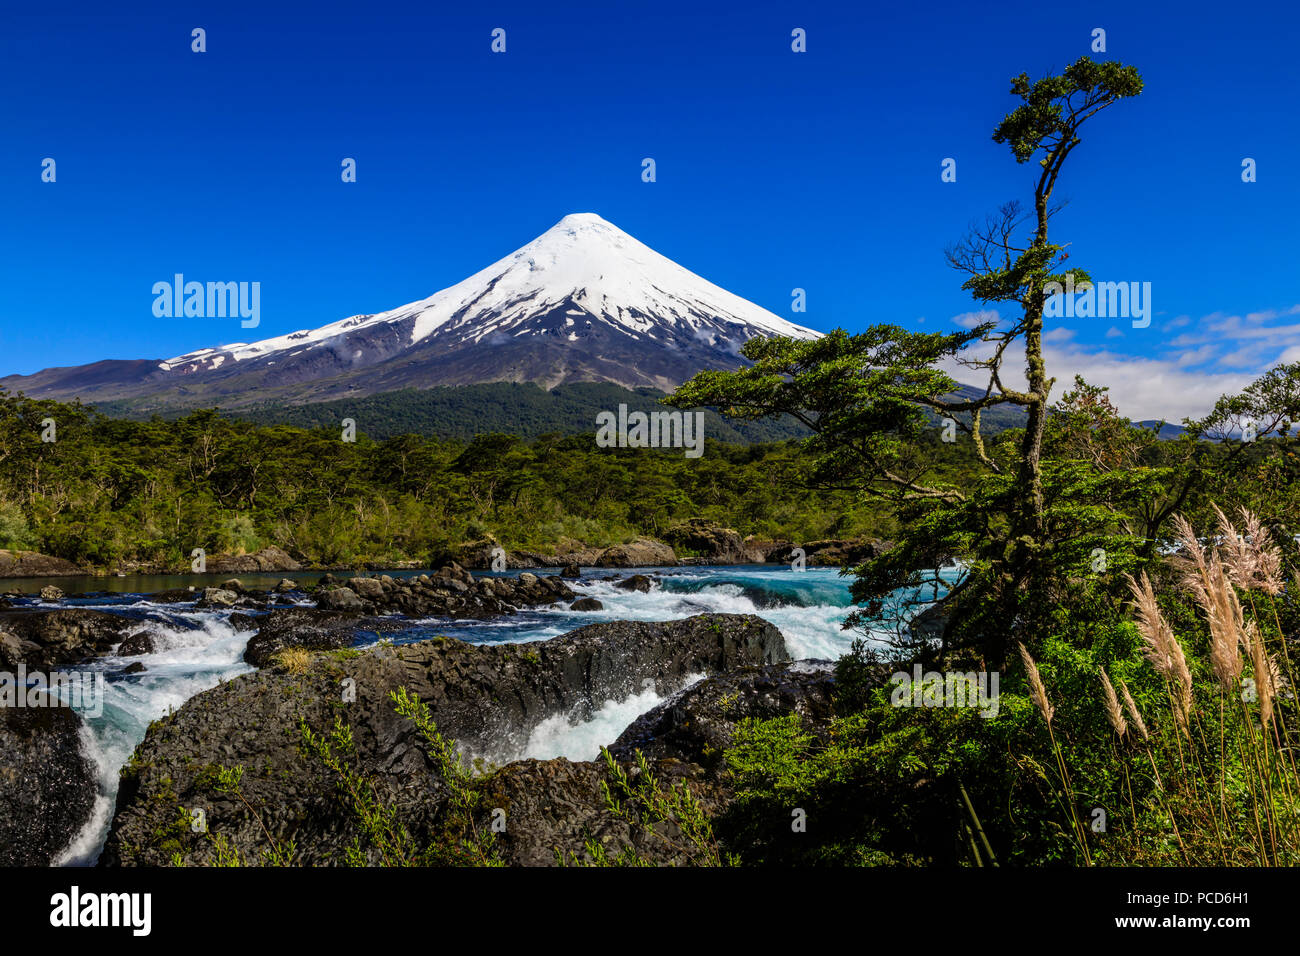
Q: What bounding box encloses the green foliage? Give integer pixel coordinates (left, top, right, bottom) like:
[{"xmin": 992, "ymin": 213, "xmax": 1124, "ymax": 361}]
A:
[
  {"xmin": 389, "ymin": 687, "xmax": 502, "ymax": 866},
  {"xmin": 560, "ymin": 748, "xmax": 734, "ymax": 867},
  {"xmin": 136, "ymin": 381, "xmax": 814, "ymax": 444},
  {"xmin": 0, "ymin": 389, "xmax": 903, "ymax": 571}
]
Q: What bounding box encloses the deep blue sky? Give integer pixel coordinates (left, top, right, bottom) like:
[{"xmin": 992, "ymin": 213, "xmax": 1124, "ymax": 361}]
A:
[{"xmin": 2, "ymin": 0, "xmax": 1296, "ymax": 417}]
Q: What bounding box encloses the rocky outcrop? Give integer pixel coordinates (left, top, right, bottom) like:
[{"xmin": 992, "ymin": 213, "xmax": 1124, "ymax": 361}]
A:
[
  {"xmin": 0, "ymin": 706, "xmax": 97, "ymax": 865},
  {"xmin": 204, "ymin": 546, "xmax": 302, "ymax": 574},
  {"xmin": 763, "ymin": 538, "xmax": 892, "ymax": 567},
  {"xmin": 663, "ymin": 520, "xmax": 762, "ymax": 564},
  {"xmin": 596, "ymin": 538, "xmax": 677, "ymax": 567},
  {"xmin": 242, "ymin": 608, "xmax": 374, "ymax": 667},
  {"xmin": 117, "ymin": 631, "xmax": 157, "ymax": 656},
  {"xmin": 614, "ymin": 574, "xmax": 656, "ymax": 592},
  {"xmin": 609, "ymin": 660, "xmax": 838, "ymax": 771},
  {"xmin": 101, "ymin": 613, "xmax": 786, "ymax": 866},
  {"xmin": 0, "ymin": 550, "xmax": 82, "ymax": 578},
  {"xmin": 314, "ymin": 565, "xmax": 575, "ymax": 618},
  {"xmin": 0, "ymin": 608, "xmax": 137, "ymax": 671},
  {"xmin": 474, "ymin": 756, "xmax": 730, "ymax": 866},
  {"xmin": 453, "ymin": 659, "xmax": 839, "ymax": 866}
]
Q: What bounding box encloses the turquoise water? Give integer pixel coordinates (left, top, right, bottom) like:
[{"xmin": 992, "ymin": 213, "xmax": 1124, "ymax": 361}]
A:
[{"xmin": 22, "ymin": 562, "xmax": 960, "ymax": 864}]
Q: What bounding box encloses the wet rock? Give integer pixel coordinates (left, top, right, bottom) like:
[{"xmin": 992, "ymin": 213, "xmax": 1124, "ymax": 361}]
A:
[
  {"xmin": 570, "ymin": 598, "xmax": 603, "ymax": 611},
  {"xmin": 103, "ymin": 613, "xmax": 787, "ymax": 866},
  {"xmin": 0, "ymin": 706, "xmax": 96, "ymax": 865},
  {"xmin": 39, "ymin": 585, "xmax": 65, "ymax": 602},
  {"xmin": 615, "ymin": 574, "xmax": 656, "ymax": 593},
  {"xmin": 117, "ymin": 630, "xmax": 156, "ymax": 657},
  {"xmin": 146, "ymin": 587, "xmax": 200, "ymax": 604},
  {"xmin": 609, "ymin": 660, "xmax": 838, "ymax": 771},
  {"xmin": 0, "ymin": 608, "xmax": 136, "ymax": 671},
  {"xmin": 197, "ymin": 588, "xmax": 239, "ymax": 608},
  {"xmin": 560, "ymin": 564, "xmax": 581, "ymax": 578},
  {"xmin": 243, "ymin": 608, "xmax": 366, "ymax": 667},
  {"xmin": 228, "ymin": 612, "xmax": 259, "ymax": 633}
]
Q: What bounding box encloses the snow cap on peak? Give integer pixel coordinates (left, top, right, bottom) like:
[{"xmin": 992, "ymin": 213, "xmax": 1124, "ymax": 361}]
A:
[{"xmin": 555, "ymin": 212, "xmax": 609, "ymax": 226}]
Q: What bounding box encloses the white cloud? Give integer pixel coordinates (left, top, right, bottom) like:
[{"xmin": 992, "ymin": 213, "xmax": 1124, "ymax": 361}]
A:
[
  {"xmin": 932, "ymin": 303, "xmax": 1300, "ymax": 421},
  {"xmin": 952, "ymin": 310, "xmax": 999, "ymax": 330},
  {"xmin": 941, "ymin": 339, "xmax": 1250, "ymax": 422}
]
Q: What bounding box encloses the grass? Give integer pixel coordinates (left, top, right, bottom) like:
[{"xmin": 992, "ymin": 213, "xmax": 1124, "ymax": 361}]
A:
[
  {"xmin": 1021, "ymin": 505, "xmax": 1300, "ymax": 865},
  {"xmin": 270, "ymin": 647, "xmax": 312, "ymax": 675}
]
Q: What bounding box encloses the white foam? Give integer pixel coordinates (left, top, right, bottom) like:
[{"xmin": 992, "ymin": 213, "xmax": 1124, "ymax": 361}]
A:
[
  {"xmin": 496, "ymin": 673, "xmax": 706, "ymax": 764},
  {"xmin": 56, "ymin": 612, "xmax": 254, "ymax": 866}
]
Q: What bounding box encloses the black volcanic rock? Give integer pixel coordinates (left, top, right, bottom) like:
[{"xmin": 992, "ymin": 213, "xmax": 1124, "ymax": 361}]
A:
[
  {"xmin": 101, "ymin": 613, "xmax": 787, "ymax": 866},
  {"xmin": 614, "ymin": 574, "xmax": 656, "ymax": 592},
  {"xmin": 310, "ymin": 567, "xmax": 574, "ymax": 620},
  {"xmin": 243, "ymin": 608, "xmax": 366, "ymax": 667},
  {"xmin": 608, "ymin": 660, "xmax": 837, "ymax": 771},
  {"xmin": 0, "ymin": 608, "xmax": 137, "ymax": 670},
  {"xmin": 0, "ymin": 706, "xmax": 97, "ymax": 865}
]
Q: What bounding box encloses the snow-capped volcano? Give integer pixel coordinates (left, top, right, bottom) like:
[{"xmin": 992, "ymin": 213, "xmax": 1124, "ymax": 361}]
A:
[{"xmin": 2, "ymin": 213, "xmax": 820, "ymax": 407}]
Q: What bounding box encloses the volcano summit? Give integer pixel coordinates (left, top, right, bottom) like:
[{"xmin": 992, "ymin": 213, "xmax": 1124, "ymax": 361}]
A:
[{"xmin": 2, "ymin": 214, "xmax": 819, "ymax": 411}]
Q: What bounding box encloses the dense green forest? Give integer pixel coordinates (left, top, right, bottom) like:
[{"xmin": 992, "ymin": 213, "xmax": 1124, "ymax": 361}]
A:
[
  {"xmin": 0, "ymin": 373, "xmax": 1293, "ymax": 577},
  {"xmin": 0, "ymin": 389, "xmax": 912, "ymax": 570},
  {"xmin": 91, "ymin": 379, "xmax": 1035, "ymax": 443},
  {"xmin": 93, "ymin": 382, "xmax": 813, "ymax": 443}
]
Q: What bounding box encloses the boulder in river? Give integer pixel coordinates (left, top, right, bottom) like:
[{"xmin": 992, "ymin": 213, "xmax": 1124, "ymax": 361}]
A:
[
  {"xmin": 205, "ymin": 546, "xmax": 301, "ymax": 574},
  {"xmin": 242, "ymin": 607, "xmax": 375, "ymax": 667},
  {"xmin": 615, "ymin": 574, "xmax": 656, "ymax": 593},
  {"xmin": 595, "ymin": 538, "xmax": 677, "ymax": 568},
  {"xmin": 197, "ymin": 587, "xmax": 239, "ymax": 608},
  {"xmin": 117, "ymin": 630, "xmax": 157, "ymax": 657},
  {"xmin": 0, "ymin": 608, "xmax": 136, "ymax": 671}
]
